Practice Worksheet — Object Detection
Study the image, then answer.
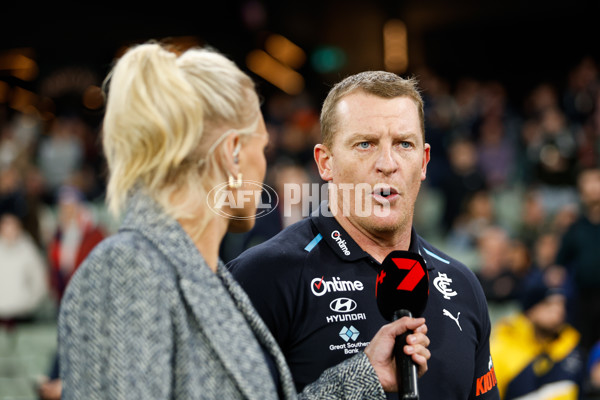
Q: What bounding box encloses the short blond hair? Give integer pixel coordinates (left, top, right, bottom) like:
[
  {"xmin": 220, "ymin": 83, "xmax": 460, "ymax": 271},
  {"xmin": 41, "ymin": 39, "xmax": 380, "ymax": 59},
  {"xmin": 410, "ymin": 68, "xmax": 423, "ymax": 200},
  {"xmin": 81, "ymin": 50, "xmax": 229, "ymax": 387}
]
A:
[
  {"xmin": 320, "ymin": 71, "xmax": 425, "ymax": 148},
  {"xmin": 102, "ymin": 42, "xmax": 259, "ymax": 227}
]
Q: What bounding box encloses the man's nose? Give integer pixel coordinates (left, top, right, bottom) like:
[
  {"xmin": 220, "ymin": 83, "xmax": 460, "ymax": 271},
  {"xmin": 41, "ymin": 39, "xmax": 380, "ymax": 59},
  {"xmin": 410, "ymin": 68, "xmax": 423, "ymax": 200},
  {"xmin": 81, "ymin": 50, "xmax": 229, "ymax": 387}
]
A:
[{"xmin": 375, "ymin": 145, "xmax": 399, "ymax": 175}]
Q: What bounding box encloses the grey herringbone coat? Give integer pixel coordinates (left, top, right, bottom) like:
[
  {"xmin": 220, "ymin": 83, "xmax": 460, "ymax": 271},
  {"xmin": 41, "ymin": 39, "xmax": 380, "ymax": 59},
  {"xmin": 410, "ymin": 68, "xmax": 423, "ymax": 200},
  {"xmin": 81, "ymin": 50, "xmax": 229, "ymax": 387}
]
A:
[{"xmin": 58, "ymin": 192, "xmax": 386, "ymax": 399}]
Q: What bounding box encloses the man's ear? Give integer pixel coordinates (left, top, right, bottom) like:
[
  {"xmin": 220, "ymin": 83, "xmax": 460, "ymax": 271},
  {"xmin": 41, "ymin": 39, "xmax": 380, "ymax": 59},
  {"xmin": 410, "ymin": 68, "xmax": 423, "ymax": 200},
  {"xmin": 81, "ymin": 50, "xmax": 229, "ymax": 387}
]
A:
[
  {"xmin": 314, "ymin": 144, "xmax": 333, "ymax": 181},
  {"xmin": 421, "ymin": 143, "xmax": 431, "ymax": 181}
]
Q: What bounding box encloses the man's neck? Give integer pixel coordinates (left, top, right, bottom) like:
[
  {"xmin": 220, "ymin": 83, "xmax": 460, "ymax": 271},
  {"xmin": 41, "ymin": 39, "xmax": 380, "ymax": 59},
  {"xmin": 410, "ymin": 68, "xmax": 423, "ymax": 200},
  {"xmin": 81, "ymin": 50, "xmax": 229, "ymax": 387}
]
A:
[{"xmin": 333, "ymin": 213, "xmax": 413, "ymax": 263}]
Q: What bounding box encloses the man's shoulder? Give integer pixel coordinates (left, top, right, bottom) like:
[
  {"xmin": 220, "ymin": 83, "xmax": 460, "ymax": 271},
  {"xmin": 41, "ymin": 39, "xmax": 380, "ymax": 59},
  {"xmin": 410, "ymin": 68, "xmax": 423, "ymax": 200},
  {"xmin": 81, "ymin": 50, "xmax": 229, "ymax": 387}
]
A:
[
  {"xmin": 417, "ymin": 236, "xmax": 485, "ymax": 295},
  {"xmin": 417, "ymin": 236, "xmax": 469, "ymax": 272},
  {"xmin": 228, "ymin": 218, "xmax": 315, "ymax": 272}
]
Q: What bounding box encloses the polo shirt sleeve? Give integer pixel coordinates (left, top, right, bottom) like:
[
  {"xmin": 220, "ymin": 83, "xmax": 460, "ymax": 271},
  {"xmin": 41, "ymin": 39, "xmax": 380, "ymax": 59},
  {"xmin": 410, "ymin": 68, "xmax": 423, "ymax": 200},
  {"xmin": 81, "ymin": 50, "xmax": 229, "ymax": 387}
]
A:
[{"xmin": 467, "ymin": 267, "xmax": 500, "ymax": 400}]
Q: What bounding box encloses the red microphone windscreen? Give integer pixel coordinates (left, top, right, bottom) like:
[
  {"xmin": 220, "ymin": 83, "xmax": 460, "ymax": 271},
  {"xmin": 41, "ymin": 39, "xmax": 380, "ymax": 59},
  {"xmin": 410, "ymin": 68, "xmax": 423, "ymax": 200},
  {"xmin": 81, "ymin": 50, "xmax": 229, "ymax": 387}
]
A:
[{"xmin": 375, "ymin": 250, "xmax": 429, "ymax": 321}]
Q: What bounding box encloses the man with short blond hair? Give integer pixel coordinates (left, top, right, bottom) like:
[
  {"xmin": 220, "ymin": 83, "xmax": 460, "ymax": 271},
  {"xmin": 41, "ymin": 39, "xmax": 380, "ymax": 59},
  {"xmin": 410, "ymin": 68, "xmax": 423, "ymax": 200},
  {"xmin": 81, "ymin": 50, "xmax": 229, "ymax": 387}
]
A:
[{"xmin": 229, "ymin": 71, "xmax": 499, "ymax": 399}]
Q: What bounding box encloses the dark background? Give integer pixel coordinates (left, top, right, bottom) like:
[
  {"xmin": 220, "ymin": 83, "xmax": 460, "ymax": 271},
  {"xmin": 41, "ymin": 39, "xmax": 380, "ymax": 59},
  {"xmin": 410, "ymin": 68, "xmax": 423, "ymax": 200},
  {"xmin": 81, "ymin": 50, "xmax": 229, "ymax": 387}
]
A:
[{"xmin": 1, "ymin": 0, "xmax": 598, "ymax": 109}]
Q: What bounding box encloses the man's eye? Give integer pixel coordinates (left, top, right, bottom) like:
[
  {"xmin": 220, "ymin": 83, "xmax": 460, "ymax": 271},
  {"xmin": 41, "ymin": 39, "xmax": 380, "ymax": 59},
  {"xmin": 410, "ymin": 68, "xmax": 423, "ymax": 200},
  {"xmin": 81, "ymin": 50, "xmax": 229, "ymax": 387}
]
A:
[
  {"xmin": 400, "ymin": 142, "xmax": 412, "ymax": 149},
  {"xmin": 358, "ymin": 142, "xmax": 370, "ymax": 149}
]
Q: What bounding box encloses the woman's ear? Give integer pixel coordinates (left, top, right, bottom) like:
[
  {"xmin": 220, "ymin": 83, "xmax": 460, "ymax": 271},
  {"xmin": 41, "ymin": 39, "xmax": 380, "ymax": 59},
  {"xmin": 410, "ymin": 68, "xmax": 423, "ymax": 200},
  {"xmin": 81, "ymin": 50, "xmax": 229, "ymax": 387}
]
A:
[
  {"xmin": 223, "ymin": 131, "xmax": 241, "ymax": 171},
  {"xmin": 314, "ymin": 144, "xmax": 333, "ymax": 181}
]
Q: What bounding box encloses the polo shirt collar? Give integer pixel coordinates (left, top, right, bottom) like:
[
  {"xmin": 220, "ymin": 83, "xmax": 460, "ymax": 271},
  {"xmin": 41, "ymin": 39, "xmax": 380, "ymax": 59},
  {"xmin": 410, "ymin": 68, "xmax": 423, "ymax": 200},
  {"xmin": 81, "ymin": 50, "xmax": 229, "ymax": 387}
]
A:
[
  {"xmin": 310, "ymin": 201, "xmax": 423, "ymax": 263},
  {"xmin": 310, "ymin": 202, "xmax": 369, "ymax": 261}
]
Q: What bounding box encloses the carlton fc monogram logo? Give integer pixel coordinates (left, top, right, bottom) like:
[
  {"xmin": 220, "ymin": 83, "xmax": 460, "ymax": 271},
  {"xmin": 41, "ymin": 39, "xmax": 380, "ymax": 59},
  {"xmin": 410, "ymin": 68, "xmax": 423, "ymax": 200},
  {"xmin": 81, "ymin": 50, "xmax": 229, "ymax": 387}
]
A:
[{"xmin": 433, "ymin": 272, "xmax": 457, "ymax": 299}]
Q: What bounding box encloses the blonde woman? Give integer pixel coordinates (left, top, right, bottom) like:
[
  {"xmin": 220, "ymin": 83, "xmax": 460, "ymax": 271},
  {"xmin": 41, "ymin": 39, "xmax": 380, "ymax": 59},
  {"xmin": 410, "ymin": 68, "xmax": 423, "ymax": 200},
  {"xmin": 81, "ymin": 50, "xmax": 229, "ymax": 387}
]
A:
[{"xmin": 58, "ymin": 42, "xmax": 430, "ymax": 399}]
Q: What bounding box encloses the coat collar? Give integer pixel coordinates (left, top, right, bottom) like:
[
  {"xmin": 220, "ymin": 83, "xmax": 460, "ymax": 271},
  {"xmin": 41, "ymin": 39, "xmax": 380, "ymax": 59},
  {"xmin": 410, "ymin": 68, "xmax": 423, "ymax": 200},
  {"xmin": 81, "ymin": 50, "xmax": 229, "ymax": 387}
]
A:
[
  {"xmin": 217, "ymin": 264, "xmax": 298, "ymax": 399},
  {"xmin": 120, "ymin": 191, "xmax": 290, "ymax": 399}
]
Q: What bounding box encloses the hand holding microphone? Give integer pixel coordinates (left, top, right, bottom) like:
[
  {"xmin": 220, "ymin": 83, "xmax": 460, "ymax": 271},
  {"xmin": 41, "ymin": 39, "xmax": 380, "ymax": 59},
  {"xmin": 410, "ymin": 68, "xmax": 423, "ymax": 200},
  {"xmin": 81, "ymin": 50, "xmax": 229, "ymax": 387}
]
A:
[
  {"xmin": 374, "ymin": 251, "xmax": 430, "ymax": 399},
  {"xmin": 363, "ymin": 316, "xmax": 429, "ymax": 394}
]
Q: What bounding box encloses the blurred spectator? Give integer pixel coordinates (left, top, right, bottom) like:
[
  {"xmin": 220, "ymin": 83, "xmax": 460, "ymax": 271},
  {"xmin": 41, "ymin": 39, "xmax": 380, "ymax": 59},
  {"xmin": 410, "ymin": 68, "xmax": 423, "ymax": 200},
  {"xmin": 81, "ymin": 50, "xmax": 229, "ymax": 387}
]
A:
[
  {"xmin": 549, "ymin": 202, "xmax": 579, "ymax": 236},
  {"xmin": 35, "ymin": 115, "xmax": 85, "ymax": 204},
  {"xmin": 475, "ymin": 81, "xmax": 522, "ymax": 149},
  {"xmin": 577, "ymin": 108, "xmax": 600, "ymax": 169},
  {"xmin": 584, "ymin": 340, "xmax": 600, "ymax": 399},
  {"xmin": 0, "ymin": 112, "xmax": 41, "ymax": 171},
  {"xmin": 0, "ymin": 164, "xmax": 52, "ymax": 249},
  {"xmin": 555, "ymin": 167, "xmax": 600, "ymax": 352},
  {"xmin": 521, "ymin": 231, "xmax": 576, "ymax": 326},
  {"xmin": 439, "ymin": 136, "xmax": 487, "ymax": 234},
  {"xmin": 418, "ymin": 67, "xmax": 458, "ymax": 187},
  {"xmin": 563, "ymin": 57, "xmax": 599, "ymax": 127},
  {"xmin": 525, "ymin": 83, "xmax": 561, "ymax": 118},
  {"xmin": 0, "ymin": 121, "xmax": 20, "ymax": 170},
  {"xmin": 277, "ymin": 107, "xmax": 320, "ymax": 168},
  {"xmin": 506, "ymin": 239, "xmax": 533, "ymax": 292},
  {"xmin": 533, "ymin": 232, "xmax": 560, "ymax": 269},
  {"xmin": 21, "ymin": 165, "xmax": 48, "ymax": 248},
  {"xmin": 529, "ymin": 233, "xmax": 567, "ymax": 288},
  {"xmin": 270, "ymin": 160, "xmax": 315, "ymax": 229},
  {"xmin": 46, "ymin": 185, "xmax": 105, "ymax": 302},
  {"xmin": 0, "ymin": 166, "xmax": 26, "ymax": 220},
  {"xmin": 474, "ymin": 226, "xmax": 521, "ymax": 305},
  {"xmin": 453, "ymin": 77, "xmax": 482, "ymax": 136},
  {"xmin": 446, "ymin": 188, "xmax": 497, "ymax": 252},
  {"xmin": 0, "ymin": 213, "xmax": 48, "ymax": 325},
  {"xmin": 515, "ymin": 188, "xmax": 550, "ymax": 249},
  {"xmin": 560, "ymin": 58, "xmax": 600, "ymax": 171},
  {"xmin": 491, "ymin": 277, "xmax": 585, "ymax": 399},
  {"xmin": 263, "ymin": 92, "xmax": 321, "ymax": 173},
  {"xmin": 518, "ymin": 83, "xmax": 561, "ymax": 183},
  {"xmin": 527, "ymin": 107, "xmax": 579, "ymax": 214},
  {"xmin": 476, "ymin": 116, "xmax": 516, "ymax": 190}
]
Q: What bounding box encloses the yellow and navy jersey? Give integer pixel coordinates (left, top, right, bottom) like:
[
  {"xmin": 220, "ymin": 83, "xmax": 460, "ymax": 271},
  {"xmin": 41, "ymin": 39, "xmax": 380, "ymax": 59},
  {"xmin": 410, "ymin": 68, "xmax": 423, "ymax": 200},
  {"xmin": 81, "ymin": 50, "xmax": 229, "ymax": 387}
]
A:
[
  {"xmin": 491, "ymin": 314, "xmax": 584, "ymax": 400},
  {"xmin": 229, "ymin": 202, "xmax": 500, "ymax": 400}
]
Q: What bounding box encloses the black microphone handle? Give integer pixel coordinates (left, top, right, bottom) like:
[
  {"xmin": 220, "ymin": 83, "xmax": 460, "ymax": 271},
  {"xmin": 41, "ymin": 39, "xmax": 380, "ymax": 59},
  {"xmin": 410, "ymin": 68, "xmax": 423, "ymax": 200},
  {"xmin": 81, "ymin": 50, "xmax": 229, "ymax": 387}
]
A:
[{"xmin": 393, "ymin": 309, "xmax": 419, "ymax": 400}]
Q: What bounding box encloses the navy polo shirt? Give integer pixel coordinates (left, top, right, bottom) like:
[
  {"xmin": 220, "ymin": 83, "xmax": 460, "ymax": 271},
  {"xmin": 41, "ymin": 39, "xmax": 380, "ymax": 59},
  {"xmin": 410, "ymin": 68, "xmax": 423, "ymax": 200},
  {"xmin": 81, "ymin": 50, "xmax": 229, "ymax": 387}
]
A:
[{"xmin": 228, "ymin": 203, "xmax": 499, "ymax": 400}]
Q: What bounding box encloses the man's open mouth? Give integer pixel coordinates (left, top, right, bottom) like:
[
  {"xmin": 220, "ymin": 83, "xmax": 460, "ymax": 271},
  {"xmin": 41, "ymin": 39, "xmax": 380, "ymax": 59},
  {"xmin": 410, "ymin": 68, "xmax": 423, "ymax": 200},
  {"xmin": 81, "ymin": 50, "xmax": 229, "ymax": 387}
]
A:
[{"xmin": 372, "ymin": 185, "xmax": 399, "ymax": 201}]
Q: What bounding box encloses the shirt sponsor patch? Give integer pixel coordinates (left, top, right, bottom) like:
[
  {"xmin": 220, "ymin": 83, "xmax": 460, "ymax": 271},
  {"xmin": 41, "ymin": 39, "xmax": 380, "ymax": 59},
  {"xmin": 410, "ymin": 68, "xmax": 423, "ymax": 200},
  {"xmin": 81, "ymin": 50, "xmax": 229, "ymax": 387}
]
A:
[
  {"xmin": 325, "ymin": 312, "xmax": 367, "ymax": 324},
  {"xmin": 331, "ymin": 230, "xmax": 351, "ymax": 255},
  {"xmin": 310, "ymin": 276, "xmax": 364, "ymax": 296},
  {"xmin": 329, "ymin": 297, "xmax": 357, "ymax": 313},
  {"xmin": 476, "ymin": 358, "xmax": 497, "ymax": 396},
  {"xmin": 328, "ymin": 326, "xmax": 370, "ymax": 355},
  {"xmin": 339, "ymin": 325, "xmax": 360, "ymax": 342}
]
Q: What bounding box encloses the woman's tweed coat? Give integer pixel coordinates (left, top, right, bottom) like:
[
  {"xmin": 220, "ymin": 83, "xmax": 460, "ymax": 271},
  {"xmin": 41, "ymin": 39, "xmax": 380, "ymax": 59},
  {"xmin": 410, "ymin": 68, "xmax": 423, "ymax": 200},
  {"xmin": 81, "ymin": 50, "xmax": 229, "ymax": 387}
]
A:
[{"xmin": 58, "ymin": 192, "xmax": 386, "ymax": 399}]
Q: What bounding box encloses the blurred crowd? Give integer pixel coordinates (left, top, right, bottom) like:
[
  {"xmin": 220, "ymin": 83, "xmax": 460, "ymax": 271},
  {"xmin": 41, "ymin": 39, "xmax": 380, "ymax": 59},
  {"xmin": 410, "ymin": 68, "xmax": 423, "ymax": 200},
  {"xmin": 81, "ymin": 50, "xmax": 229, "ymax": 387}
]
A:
[{"xmin": 2, "ymin": 55, "xmax": 600, "ymax": 398}]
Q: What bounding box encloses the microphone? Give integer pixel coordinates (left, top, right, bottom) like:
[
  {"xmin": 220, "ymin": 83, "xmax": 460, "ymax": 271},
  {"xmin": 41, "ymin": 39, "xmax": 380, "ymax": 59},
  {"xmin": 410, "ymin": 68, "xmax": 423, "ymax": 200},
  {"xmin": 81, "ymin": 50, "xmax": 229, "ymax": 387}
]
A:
[{"xmin": 375, "ymin": 251, "xmax": 429, "ymax": 400}]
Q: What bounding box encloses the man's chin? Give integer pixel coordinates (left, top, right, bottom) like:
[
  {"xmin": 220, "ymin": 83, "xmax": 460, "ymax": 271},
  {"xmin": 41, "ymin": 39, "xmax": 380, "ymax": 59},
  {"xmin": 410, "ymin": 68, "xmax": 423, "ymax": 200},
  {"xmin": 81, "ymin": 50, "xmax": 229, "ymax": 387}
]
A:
[{"xmin": 360, "ymin": 214, "xmax": 405, "ymax": 234}]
